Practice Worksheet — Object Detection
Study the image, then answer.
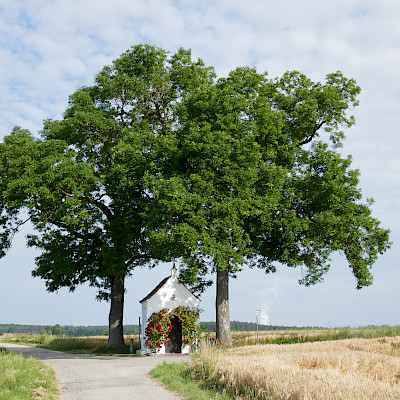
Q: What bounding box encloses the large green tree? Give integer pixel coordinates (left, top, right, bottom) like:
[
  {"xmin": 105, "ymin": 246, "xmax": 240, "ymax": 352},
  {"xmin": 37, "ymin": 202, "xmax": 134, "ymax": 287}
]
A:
[
  {"xmin": 1, "ymin": 45, "xmax": 391, "ymax": 348},
  {"xmin": 0, "ymin": 45, "xmax": 214, "ymax": 348},
  {"xmin": 145, "ymin": 67, "xmax": 391, "ymax": 344}
]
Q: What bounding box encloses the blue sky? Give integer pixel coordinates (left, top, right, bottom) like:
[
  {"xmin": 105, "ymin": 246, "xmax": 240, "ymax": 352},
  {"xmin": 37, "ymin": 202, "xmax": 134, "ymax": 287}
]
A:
[{"xmin": 0, "ymin": 0, "xmax": 399, "ymax": 328}]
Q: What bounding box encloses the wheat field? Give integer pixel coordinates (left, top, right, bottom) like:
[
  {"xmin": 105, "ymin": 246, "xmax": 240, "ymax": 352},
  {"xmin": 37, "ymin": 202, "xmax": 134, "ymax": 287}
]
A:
[{"xmin": 192, "ymin": 337, "xmax": 400, "ymax": 399}]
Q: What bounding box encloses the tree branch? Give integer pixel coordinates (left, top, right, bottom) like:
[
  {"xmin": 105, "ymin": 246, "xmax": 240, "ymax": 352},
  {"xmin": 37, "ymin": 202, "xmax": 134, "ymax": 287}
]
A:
[
  {"xmin": 298, "ymin": 120, "xmax": 326, "ymax": 146},
  {"xmin": 82, "ymin": 197, "xmax": 114, "ymax": 220},
  {"xmin": 7, "ymin": 216, "xmax": 32, "ymax": 243},
  {"xmin": 124, "ymin": 253, "xmax": 154, "ymax": 268}
]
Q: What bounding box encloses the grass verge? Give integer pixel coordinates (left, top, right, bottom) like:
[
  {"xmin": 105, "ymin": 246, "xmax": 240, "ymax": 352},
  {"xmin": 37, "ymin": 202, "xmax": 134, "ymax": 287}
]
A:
[
  {"xmin": 150, "ymin": 361, "xmax": 233, "ymax": 400},
  {"xmin": 0, "ymin": 335, "xmax": 141, "ymax": 356},
  {"xmin": 0, "ymin": 347, "xmax": 59, "ymax": 400}
]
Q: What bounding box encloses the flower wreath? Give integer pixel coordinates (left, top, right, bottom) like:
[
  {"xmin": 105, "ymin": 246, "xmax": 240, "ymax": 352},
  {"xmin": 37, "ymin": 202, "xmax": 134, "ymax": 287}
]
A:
[{"xmin": 145, "ymin": 306, "xmax": 200, "ymax": 350}]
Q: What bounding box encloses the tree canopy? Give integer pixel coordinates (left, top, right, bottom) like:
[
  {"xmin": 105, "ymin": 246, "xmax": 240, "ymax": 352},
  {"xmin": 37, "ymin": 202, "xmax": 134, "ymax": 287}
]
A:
[
  {"xmin": 144, "ymin": 66, "xmax": 391, "ymax": 343},
  {"xmin": 0, "ymin": 44, "xmax": 391, "ymax": 347},
  {"xmin": 0, "ymin": 44, "xmax": 215, "ymax": 348}
]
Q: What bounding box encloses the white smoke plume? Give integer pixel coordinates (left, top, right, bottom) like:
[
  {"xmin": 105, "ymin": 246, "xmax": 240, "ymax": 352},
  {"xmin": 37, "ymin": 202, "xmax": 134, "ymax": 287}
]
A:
[
  {"xmin": 256, "ymin": 280, "xmax": 282, "ymax": 326},
  {"xmin": 259, "ymin": 309, "xmax": 270, "ymax": 325}
]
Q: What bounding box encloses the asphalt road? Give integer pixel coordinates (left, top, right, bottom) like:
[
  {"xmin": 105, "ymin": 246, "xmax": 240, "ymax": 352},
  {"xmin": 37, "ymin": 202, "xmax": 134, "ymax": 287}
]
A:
[{"xmin": 0, "ymin": 342, "xmax": 189, "ymax": 399}]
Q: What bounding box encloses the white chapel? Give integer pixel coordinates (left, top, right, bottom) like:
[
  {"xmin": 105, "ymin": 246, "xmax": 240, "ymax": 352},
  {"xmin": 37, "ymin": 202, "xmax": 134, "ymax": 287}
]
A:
[{"xmin": 137, "ymin": 265, "xmax": 200, "ymax": 354}]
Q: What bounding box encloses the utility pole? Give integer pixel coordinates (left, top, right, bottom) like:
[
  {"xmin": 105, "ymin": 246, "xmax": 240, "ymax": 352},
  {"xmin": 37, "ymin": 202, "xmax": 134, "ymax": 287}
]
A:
[{"xmin": 254, "ymin": 310, "xmax": 260, "ymax": 345}]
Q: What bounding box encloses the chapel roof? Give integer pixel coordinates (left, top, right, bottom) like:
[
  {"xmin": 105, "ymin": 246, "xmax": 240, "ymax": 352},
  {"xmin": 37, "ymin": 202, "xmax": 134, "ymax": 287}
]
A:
[
  {"xmin": 139, "ymin": 266, "xmax": 200, "ymax": 303},
  {"xmin": 139, "ymin": 276, "xmax": 170, "ymax": 303}
]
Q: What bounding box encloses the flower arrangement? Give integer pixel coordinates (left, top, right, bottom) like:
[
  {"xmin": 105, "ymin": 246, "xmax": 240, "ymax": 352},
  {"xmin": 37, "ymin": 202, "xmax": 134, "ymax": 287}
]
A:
[
  {"xmin": 173, "ymin": 306, "xmax": 200, "ymax": 346},
  {"xmin": 144, "ymin": 308, "xmax": 172, "ymax": 350},
  {"xmin": 145, "ymin": 306, "xmax": 200, "ymax": 351}
]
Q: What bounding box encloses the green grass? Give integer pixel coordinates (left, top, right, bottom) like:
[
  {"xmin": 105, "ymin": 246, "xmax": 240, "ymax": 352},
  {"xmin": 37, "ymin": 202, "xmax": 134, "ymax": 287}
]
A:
[
  {"xmin": 0, "ymin": 347, "xmax": 59, "ymax": 400},
  {"xmin": 232, "ymin": 325, "xmax": 400, "ymax": 346},
  {"xmin": 0, "ymin": 334, "xmax": 52, "ymax": 346},
  {"xmin": 313, "ymin": 325, "xmax": 400, "ymax": 341},
  {"xmin": 43, "ymin": 337, "xmax": 141, "ymax": 356},
  {"xmin": 0, "ymin": 335, "xmax": 141, "ymax": 356},
  {"xmin": 150, "ymin": 361, "xmax": 233, "ymax": 400}
]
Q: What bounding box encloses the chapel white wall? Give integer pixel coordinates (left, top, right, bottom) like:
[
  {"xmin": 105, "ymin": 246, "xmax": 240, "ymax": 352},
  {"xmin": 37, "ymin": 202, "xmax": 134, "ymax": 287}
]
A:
[{"xmin": 139, "ymin": 275, "xmax": 200, "ymax": 354}]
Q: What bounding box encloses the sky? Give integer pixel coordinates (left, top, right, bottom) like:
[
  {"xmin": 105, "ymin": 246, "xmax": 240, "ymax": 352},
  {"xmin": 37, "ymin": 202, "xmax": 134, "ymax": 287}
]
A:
[{"xmin": 0, "ymin": 0, "xmax": 399, "ymax": 329}]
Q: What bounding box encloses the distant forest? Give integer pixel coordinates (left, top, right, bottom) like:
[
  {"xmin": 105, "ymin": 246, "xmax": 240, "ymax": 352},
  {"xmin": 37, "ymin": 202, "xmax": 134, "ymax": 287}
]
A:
[{"xmin": 0, "ymin": 321, "xmax": 319, "ymax": 336}]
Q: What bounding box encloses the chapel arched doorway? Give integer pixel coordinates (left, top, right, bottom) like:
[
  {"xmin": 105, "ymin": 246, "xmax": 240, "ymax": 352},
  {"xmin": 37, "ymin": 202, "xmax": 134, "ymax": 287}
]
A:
[{"xmin": 165, "ymin": 316, "xmax": 182, "ymax": 353}]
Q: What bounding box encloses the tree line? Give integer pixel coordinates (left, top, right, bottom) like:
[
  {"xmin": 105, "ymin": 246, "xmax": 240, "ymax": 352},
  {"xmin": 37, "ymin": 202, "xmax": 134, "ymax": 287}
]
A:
[
  {"xmin": 0, "ymin": 322, "xmax": 318, "ymax": 336},
  {"xmin": 0, "ymin": 44, "xmax": 391, "ymax": 348},
  {"xmin": 0, "ymin": 324, "xmax": 139, "ymax": 336},
  {"xmin": 200, "ymin": 321, "xmax": 319, "ymax": 332}
]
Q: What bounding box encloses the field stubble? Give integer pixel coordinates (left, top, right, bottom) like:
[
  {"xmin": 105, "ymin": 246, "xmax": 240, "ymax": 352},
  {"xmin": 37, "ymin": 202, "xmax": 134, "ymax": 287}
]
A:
[{"xmin": 191, "ymin": 337, "xmax": 400, "ymax": 400}]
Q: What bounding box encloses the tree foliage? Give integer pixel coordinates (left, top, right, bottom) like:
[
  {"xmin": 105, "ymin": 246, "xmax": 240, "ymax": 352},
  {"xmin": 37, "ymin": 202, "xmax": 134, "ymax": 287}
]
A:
[
  {"xmin": 0, "ymin": 44, "xmax": 214, "ymax": 348},
  {"xmin": 144, "ymin": 66, "xmax": 391, "ymax": 343},
  {"xmin": 0, "ymin": 44, "xmax": 391, "ymax": 346}
]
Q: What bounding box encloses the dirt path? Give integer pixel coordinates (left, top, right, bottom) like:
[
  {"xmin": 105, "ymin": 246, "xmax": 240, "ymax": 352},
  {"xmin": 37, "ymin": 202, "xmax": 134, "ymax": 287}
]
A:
[{"xmin": 1, "ymin": 342, "xmax": 189, "ymax": 399}]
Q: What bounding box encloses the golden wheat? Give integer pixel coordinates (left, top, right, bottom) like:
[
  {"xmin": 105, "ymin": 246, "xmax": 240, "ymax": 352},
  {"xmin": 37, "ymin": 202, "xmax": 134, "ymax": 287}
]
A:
[{"xmin": 193, "ymin": 337, "xmax": 400, "ymax": 399}]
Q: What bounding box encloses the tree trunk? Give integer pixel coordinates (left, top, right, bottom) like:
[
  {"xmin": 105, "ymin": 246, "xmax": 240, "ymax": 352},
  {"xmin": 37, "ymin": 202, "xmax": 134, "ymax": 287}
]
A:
[
  {"xmin": 107, "ymin": 275, "xmax": 126, "ymax": 349},
  {"xmin": 216, "ymin": 269, "xmax": 232, "ymax": 346}
]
